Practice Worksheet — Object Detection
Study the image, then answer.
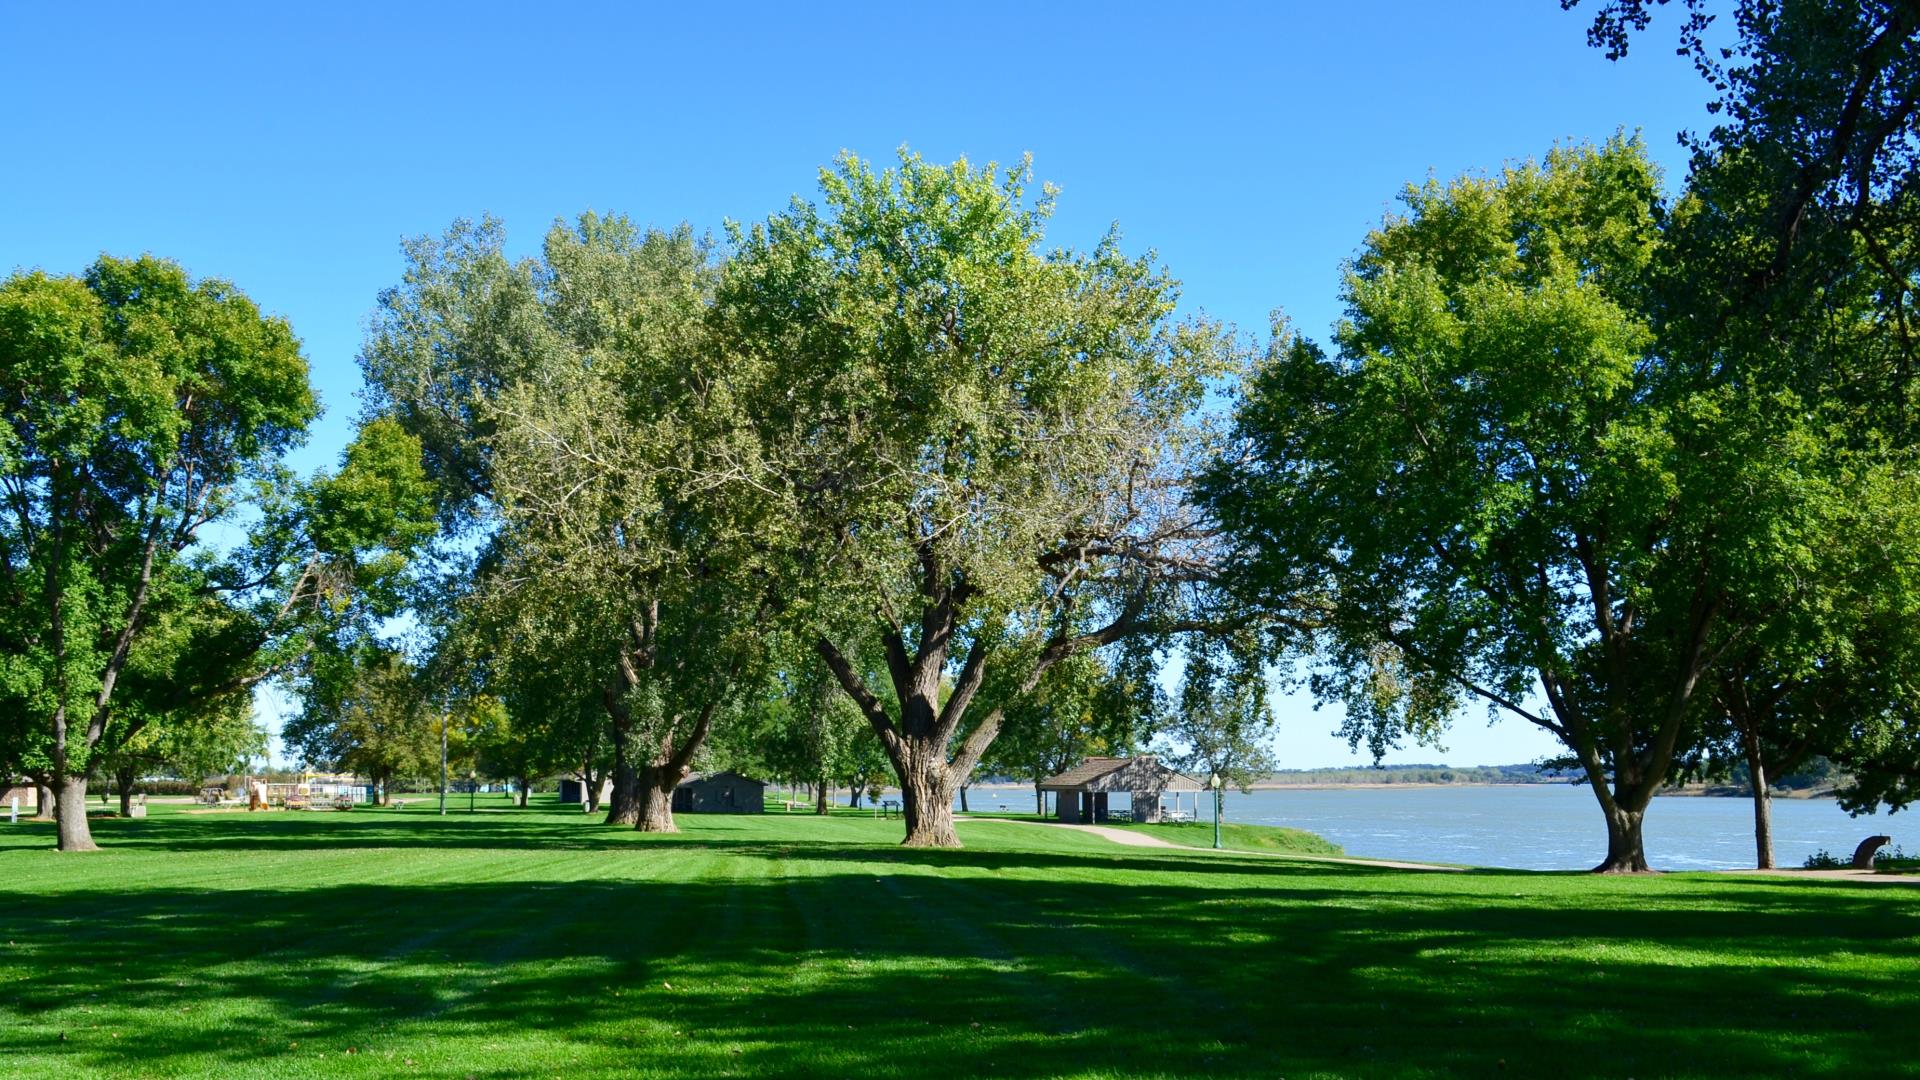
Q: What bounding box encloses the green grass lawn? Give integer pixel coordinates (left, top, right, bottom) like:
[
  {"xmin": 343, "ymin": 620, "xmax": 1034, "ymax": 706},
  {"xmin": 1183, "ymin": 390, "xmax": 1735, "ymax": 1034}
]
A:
[
  {"xmin": 1108, "ymin": 819, "xmax": 1347, "ymax": 857},
  {"xmin": 3, "ymin": 798, "xmax": 1916, "ymax": 1078}
]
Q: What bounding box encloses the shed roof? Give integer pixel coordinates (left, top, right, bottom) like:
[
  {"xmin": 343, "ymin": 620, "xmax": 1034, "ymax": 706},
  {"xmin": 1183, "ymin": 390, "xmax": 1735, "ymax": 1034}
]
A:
[
  {"xmin": 677, "ymin": 771, "xmax": 765, "ymax": 787},
  {"xmin": 1038, "ymin": 756, "xmax": 1205, "ymax": 793}
]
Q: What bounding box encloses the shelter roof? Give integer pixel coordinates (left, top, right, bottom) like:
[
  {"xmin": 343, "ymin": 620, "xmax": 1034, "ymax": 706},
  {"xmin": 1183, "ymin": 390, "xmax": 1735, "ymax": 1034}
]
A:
[{"xmin": 1038, "ymin": 756, "xmax": 1205, "ymax": 793}]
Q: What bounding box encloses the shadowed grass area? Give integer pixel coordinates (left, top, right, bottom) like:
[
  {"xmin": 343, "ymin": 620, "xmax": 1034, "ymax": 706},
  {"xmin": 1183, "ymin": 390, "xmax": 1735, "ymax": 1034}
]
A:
[{"xmin": 2, "ymin": 798, "xmax": 1916, "ymax": 1078}]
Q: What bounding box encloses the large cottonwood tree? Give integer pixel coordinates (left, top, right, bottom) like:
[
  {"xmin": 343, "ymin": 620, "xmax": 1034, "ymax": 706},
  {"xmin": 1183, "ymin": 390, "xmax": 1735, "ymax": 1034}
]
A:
[
  {"xmin": 364, "ymin": 214, "xmax": 777, "ymax": 831},
  {"xmin": 713, "ymin": 152, "xmax": 1246, "ymax": 846}
]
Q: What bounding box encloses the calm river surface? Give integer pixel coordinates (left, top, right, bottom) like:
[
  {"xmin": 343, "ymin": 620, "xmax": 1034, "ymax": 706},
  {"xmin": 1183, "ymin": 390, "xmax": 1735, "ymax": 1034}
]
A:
[
  {"xmin": 1218, "ymin": 785, "xmax": 1907, "ymax": 870},
  {"xmin": 966, "ymin": 783, "xmax": 1910, "ymax": 870}
]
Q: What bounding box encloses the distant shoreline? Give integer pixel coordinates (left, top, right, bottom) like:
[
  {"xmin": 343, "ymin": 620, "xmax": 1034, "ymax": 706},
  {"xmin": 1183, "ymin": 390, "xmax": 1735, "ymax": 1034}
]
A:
[{"xmin": 962, "ymin": 779, "xmax": 1836, "ymax": 798}]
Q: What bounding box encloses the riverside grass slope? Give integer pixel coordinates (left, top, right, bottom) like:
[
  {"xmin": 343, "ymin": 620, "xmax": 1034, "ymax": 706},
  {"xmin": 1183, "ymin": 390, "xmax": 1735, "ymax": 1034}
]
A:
[{"xmin": 2, "ymin": 799, "xmax": 1916, "ymax": 1079}]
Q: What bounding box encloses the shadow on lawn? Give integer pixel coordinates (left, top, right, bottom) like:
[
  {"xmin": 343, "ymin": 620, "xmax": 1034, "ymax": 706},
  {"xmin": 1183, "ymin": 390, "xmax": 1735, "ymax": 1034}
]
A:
[
  {"xmin": 3, "ymin": 846, "xmax": 1917, "ymax": 1077},
  {"xmin": 29, "ymin": 810, "xmax": 1426, "ymax": 882}
]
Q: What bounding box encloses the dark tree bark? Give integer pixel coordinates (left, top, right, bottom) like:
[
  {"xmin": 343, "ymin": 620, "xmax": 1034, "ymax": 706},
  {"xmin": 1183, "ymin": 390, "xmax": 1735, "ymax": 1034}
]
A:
[
  {"xmin": 1035, "ymin": 783, "xmax": 1045, "ymax": 816},
  {"xmin": 115, "ymin": 763, "xmax": 137, "ymax": 817},
  {"xmin": 818, "ymin": 593, "xmax": 1179, "ymax": 846},
  {"xmin": 516, "ymin": 775, "xmax": 530, "ymax": 808},
  {"xmin": 602, "ymin": 683, "xmax": 640, "ymax": 825},
  {"xmin": 630, "ymin": 698, "xmax": 720, "ymax": 833},
  {"xmin": 958, "ymin": 784, "xmax": 970, "ymax": 814},
  {"xmin": 635, "ymin": 764, "xmax": 679, "ymax": 832},
  {"xmin": 815, "ymin": 781, "xmax": 831, "ymax": 815},
  {"xmin": 605, "ymin": 758, "xmax": 640, "ymax": 826},
  {"xmin": 55, "ymin": 775, "xmax": 96, "ymax": 852},
  {"xmin": 1596, "ymin": 803, "xmax": 1650, "ymax": 874},
  {"xmin": 1746, "ymin": 733, "xmax": 1776, "ymax": 871},
  {"xmin": 33, "ymin": 780, "xmax": 55, "ymax": 821}
]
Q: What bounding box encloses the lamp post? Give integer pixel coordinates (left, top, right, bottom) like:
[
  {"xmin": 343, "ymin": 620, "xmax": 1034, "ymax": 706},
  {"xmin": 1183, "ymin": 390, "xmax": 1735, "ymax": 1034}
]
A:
[
  {"xmin": 1210, "ymin": 772, "xmax": 1223, "ymax": 849},
  {"xmin": 468, "ymin": 769, "xmax": 476, "ymax": 814}
]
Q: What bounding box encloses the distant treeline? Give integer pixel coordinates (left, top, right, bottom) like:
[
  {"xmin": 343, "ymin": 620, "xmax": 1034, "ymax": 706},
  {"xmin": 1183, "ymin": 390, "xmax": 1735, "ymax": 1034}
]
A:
[
  {"xmin": 1257, "ymin": 757, "xmax": 1843, "ymax": 794},
  {"xmin": 1260, "ymin": 764, "xmax": 1569, "ymax": 786}
]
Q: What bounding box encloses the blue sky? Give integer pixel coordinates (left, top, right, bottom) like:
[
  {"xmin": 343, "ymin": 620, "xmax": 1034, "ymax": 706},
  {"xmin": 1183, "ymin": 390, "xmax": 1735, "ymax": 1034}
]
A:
[{"xmin": 2, "ymin": 2, "xmax": 1718, "ymax": 767}]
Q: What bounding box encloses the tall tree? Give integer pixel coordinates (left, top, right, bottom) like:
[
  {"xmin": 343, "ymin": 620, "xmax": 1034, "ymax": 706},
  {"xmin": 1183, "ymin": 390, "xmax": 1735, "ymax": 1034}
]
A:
[
  {"xmin": 284, "ymin": 647, "xmax": 441, "ymax": 802},
  {"xmin": 368, "ymin": 214, "xmax": 778, "ymax": 832},
  {"xmin": 1208, "ymin": 138, "xmax": 1863, "ymax": 872},
  {"xmin": 986, "ymin": 647, "xmax": 1156, "ymax": 815},
  {"xmin": 0, "ymin": 257, "xmax": 318, "ymax": 851},
  {"xmin": 713, "ymin": 151, "xmax": 1247, "ymax": 847},
  {"xmin": 1573, "ymin": 0, "xmax": 1920, "ymax": 849},
  {"xmin": 1158, "ymin": 639, "xmax": 1280, "ymax": 828}
]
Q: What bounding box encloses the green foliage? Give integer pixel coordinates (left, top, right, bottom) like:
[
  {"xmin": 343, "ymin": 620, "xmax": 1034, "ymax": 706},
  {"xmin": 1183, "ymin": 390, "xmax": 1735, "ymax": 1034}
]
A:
[
  {"xmin": 0, "ymin": 256, "xmax": 332, "ymax": 847},
  {"xmin": 985, "ymin": 647, "xmax": 1156, "ymax": 787},
  {"xmin": 714, "ymin": 149, "xmax": 1245, "ymax": 840},
  {"xmin": 283, "ymin": 647, "xmax": 441, "ymax": 794},
  {"xmin": 1207, "ymin": 136, "xmax": 1898, "ymax": 870},
  {"xmin": 1158, "ymin": 640, "xmax": 1279, "ymax": 793}
]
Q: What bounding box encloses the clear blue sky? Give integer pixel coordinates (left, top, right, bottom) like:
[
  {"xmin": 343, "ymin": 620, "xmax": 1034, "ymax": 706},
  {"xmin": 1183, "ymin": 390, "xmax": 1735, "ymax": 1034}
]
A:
[{"xmin": 2, "ymin": 2, "xmax": 1717, "ymax": 767}]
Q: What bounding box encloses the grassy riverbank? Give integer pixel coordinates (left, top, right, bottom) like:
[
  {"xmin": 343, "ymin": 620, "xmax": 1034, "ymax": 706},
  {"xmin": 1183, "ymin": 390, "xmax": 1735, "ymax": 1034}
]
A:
[{"xmin": 3, "ymin": 798, "xmax": 1915, "ymax": 1077}]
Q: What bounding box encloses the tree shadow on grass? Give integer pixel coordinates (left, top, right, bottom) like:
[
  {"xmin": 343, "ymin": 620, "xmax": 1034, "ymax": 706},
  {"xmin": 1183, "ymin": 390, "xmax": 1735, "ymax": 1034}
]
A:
[{"xmin": 2, "ymin": 853, "xmax": 1916, "ymax": 1078}]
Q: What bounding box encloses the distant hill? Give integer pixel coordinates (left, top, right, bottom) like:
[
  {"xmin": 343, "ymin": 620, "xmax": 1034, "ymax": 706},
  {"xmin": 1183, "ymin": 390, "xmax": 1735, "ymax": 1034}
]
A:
[{"xmin": 1256, "ymin": 763, "xmax": 1572, "ymax": 787}]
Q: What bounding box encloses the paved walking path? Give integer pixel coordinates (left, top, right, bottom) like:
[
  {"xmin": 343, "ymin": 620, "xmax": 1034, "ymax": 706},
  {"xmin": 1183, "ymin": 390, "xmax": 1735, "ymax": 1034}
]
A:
[
  {"xmin": 1718, "ymin": 867, "xmax": 1920, "ymax": 885},
  {"xmin": 959, "ymin": 816, "xmax": 1465, "ymax": 872}
]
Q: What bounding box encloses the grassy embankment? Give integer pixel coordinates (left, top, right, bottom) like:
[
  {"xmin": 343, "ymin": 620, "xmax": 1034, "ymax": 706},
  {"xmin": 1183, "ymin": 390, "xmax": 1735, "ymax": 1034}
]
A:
[{"xmin": 2, "ymin": 797, "xmax": 1916, "ymax": 1078}]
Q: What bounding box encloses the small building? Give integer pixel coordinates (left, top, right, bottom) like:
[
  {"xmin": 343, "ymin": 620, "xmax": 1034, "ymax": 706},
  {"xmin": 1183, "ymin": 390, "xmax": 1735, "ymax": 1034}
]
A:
[
  {"xmin": 672, "ymin": 771, "xmax": 766, "ymax": 814},
  {"xmin": 1039, "ymin": 756, "xmax": 1204, "ymax": 824},
  {"xmin": 559, "ymin": 777, "xmax": 614, "ymax": 806}
]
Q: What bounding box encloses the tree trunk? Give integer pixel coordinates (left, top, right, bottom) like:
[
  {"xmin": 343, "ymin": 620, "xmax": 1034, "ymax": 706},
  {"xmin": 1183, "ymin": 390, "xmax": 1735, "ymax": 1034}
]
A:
[
  {"xmin": 517, "ymin": 776, "xmax": 530, "ymax": 808},
  {"xmin": 1745, "ymin": 733, "xmax": 1775, "ymax": 870},
  {"xmin": 580, "ymin": 756, "xmax": 603, "ymax": 814},
  {"xmin": 635, "ymin": 765, "xmax": 677, "ymax": 833},
  {"xmin": 33, "ymin": 781, "xmax": 55, "ymax": 821},
  {"xmin": 1594, "ymin": 800, "xmax": 1651, "ymax": 873},
  {"xmin": 55, "ymin": 775, "xmax": 97, "ymax": 852},
  {"xmin": 1036, "ymin": 783, "xmax": 1044, "ymax": 816},
  {"xmin": 605, "ymin": 759, "xmax": 639, "ymax": 826},
  {"xmin": 959, "ymin": 784, "xmax": 970, "ymax": 814},
  {"xmin": 116, "ymin": 763, "xmax": 137, "ymax": 817},
  {"xmin": 899, "ymin": 744, "xmax": 959, "ymax": 847},
  {"xmin": 849, "ymin": 785, "xmax": 862, "ymax": 809}
]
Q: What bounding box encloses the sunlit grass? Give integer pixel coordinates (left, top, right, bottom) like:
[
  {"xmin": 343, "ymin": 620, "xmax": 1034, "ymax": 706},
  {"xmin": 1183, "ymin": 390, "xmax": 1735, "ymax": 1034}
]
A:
[{"xmin": 2, "ymin": 796, "xmax": 1914, "ymax": 1078}]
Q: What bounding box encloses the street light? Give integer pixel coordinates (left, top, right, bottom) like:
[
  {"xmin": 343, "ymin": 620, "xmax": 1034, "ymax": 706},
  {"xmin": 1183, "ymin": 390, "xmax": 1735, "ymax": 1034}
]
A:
[{"xmin": 1210, "ymin": 772, "xmax": 1223, "ymax": 849}]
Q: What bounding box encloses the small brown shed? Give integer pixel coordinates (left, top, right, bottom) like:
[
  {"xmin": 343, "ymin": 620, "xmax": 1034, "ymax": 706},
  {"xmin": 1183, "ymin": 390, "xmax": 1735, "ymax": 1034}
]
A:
[
  {"xmin": 1038, "ymin": 756, "xmax": 1204, "ymax": 824},
  {"xmin": 672, "ymin": 771, "xmax": 766, "ymax": 814}
]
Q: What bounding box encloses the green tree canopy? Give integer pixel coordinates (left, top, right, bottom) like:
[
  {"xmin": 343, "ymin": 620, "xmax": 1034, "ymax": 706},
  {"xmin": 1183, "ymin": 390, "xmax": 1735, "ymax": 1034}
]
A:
[{"xmin": 713, "ymin": 150, "xmax": 1249, "ymax": 847}]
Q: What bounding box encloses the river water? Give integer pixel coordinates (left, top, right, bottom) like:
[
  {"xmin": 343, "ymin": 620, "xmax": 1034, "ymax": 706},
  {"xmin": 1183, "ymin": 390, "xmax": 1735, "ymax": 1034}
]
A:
[
  {"xmin": 966, "ymin": 783, "xmax": 1911, "ymax": 870},
  {"xmin": 1234, "ymin": 785, "xmax": 1918, "ymax": 870}
]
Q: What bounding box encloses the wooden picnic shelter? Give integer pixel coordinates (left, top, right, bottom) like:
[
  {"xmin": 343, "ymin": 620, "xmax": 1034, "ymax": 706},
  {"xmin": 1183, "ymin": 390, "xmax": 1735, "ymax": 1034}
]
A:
[{"xmin": 1038, "ymin": 756, "xmax": 1205, "ymax": 824}]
